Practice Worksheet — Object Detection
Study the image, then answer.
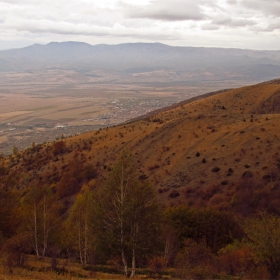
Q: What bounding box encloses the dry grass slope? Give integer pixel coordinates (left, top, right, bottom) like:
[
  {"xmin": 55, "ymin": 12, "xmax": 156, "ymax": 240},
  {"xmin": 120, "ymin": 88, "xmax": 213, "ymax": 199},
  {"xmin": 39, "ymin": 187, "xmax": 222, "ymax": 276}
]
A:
[{"xmin": 7, "ymin": 78, "xmax": 280, "ymax": 212}]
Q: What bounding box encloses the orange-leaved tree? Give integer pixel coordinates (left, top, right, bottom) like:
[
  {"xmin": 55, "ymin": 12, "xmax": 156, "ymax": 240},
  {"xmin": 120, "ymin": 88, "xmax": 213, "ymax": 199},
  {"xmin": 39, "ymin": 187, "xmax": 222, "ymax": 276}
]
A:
[{"xmin": 243, "ymin": 212, "xmax": 280, "ymax": 280}]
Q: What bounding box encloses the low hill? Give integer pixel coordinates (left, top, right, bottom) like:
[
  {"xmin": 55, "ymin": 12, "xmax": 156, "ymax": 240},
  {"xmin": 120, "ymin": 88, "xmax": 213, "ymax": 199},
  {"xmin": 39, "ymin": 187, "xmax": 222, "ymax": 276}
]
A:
[{"xmin": 5, "ymin": 78, "xmax": 280, "ymax": 215}]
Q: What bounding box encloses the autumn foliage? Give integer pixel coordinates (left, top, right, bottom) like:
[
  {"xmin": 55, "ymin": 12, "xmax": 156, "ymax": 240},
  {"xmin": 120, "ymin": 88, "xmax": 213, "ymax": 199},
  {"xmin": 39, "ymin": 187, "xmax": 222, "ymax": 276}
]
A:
[{"xmin": 2, "ymin": 77, "xmax": 280, "ymax": 278}]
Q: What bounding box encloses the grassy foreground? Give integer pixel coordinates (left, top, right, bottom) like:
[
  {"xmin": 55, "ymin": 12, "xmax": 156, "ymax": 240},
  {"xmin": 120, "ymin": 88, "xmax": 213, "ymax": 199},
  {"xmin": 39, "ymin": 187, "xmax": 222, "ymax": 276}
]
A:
[{"xmin": 0, "ymin": 255, "xmax": 172, "ymax": 280}]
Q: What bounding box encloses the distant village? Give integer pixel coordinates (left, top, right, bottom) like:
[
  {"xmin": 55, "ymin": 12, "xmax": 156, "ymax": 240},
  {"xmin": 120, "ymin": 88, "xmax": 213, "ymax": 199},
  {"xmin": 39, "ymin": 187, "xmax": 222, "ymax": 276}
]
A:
[{"xmin": 0, "ymin": 97, "xmax": 175, "ymax": 155}]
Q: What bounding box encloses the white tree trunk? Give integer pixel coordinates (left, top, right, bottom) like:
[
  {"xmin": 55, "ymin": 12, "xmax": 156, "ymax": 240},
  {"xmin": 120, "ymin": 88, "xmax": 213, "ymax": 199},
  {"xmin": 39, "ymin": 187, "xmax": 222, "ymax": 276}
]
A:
[
  {"xmin": 77, "ymin": 213, "xmax": 84, "ymax": 266},
  {"xmin": 84, "ymin": 207, "xmax": 88, "ymax": 267},
  {"xmin": 130, "ymin": 247, "xmax": 136, "ymax": 278},
  {"xmin": 32, "ymin": 199, "xmax": 40, "ymax": 259},
  {"xmin": 120, "ymin": 164, "xmax": 129, "ymax": 277},
  {"xmin": 122, "ymin": 249, "xmax": 129, "ymax": 277},
  {"xmin": 42, "ymin": 195, "xmax": 49, "ymax": 259}
]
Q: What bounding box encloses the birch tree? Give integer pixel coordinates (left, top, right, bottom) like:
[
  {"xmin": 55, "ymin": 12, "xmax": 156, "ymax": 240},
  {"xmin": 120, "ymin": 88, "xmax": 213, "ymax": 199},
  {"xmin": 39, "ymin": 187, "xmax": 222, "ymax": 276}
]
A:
[
  {"xmin": 96, "ymin": 152, "xmax": 161, "ymax": 277},
  {"xmin": 22, "ymin": 185, "xmax": 60, "ymax": 260},
  {"xmin": 65, "ymin": 187, "xmax": 95, "ymax": 266}
]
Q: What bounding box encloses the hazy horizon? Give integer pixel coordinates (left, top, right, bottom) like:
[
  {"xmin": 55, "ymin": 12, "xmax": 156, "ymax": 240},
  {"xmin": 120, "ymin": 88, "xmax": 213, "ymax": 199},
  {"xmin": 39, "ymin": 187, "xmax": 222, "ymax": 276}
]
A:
[
  {"xmin": 1, "ymin": 0, "xmax": 280, "ymax": 51},
  {"xmin": 2, "ymin": 40, "xmax": 280, "ymax": 52}
]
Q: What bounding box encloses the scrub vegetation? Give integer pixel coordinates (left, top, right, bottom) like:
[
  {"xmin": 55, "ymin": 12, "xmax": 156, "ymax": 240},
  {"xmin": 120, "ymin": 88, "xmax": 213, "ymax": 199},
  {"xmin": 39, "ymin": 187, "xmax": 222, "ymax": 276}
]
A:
[{"xmin": 1, "ymin": 79, "xmax": 280, "ymax": 279}]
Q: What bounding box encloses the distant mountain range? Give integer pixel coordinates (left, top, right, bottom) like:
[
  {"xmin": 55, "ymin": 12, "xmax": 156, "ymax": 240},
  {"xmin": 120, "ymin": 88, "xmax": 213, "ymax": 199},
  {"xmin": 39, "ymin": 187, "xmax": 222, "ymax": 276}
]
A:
[{"xmin": 1, "ymin": 42, "xmax": 280, "ymax": 85}]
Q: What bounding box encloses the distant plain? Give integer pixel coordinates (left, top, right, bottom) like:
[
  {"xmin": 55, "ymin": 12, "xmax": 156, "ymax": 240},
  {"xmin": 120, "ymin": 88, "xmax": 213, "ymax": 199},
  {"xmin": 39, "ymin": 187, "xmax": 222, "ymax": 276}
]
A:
[
  {"xmin": 0, "ymin": 69, "xmax": 272, "ymax": 155},
  {"xmin": 0, "ymin": 69, "xmax": 246, "ymax": 155},
  {"xmin": 1, "ymin": 42, "xmax": 280, "ymax": 155}
]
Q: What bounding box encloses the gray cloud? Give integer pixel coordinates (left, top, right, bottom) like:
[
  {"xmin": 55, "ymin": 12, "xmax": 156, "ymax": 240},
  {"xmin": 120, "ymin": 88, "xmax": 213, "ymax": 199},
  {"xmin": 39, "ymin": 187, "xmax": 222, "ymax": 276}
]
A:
[
  {"xmin": 212, "ymin": 16, "xmax": 257, "ymax": 28},
  {"xmin": 227, "ymin": 0, "xmax": 238, "ymax": 4},
  {"xmin": 267, "ymin": 22, "xmax": 280, "ymax": 31},
  {"xmin": 201, "ymin": 23, "xmax": 220, "ymax": 30},
  {"xmin": 240, "ymin": 0, "xmax": 280, "ymax": 17},
  {"xmin": 251, "ymin": 21, "xmax": 280, "ymax": 32},
  {"xmin": 5, "ymin": 17, "xmax": 182, "ymax": 42},
  {"xmin": 123, "ymin": 0, "xmax": 206, "ymax": 21},
  {"xmin": 0, "ymin": 0, "xmax": 279, "ymax": 50}
]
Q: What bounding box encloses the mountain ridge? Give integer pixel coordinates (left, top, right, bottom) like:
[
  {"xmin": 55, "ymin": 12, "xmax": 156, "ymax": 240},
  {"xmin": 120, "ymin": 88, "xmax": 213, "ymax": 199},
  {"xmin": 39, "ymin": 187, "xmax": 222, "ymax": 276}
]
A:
[{"xmin": 0, "ymin": 42, "xmax": 279, "ymax": 85}]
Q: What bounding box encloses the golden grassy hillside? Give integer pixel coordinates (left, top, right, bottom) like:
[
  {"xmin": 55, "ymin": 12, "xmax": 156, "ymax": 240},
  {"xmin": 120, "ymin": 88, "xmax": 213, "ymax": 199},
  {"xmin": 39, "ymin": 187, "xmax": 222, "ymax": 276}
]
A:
[{"xmin": 7, "ymin": 78, "xmax": 280, "ymax": 214}]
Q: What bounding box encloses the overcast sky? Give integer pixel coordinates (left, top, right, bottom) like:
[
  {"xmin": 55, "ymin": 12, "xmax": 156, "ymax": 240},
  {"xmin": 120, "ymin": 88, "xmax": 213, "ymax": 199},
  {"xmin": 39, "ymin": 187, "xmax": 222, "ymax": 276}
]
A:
[{"xmin": 0, "ymin": 0, "xmax": 280, "ymax": 50}]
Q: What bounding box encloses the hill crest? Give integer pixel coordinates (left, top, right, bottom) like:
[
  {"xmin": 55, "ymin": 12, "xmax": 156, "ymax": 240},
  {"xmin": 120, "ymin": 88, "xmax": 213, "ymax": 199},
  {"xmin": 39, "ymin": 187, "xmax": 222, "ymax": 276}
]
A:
[{"xmin": 3, "ymin": 78, "xmax": 280, "ymax": 215}]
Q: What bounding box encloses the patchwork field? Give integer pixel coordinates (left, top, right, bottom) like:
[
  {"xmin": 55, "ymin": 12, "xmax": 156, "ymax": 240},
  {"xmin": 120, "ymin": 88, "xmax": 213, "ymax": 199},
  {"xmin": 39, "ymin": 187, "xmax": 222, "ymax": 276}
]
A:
[{"xmin": 0, "ymin": 69, "xmax": 240, "ymax": 155}]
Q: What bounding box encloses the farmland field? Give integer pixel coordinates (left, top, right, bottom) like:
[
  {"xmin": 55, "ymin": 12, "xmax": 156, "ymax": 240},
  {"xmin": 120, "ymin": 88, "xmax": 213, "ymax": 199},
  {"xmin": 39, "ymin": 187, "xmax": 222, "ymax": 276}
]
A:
[{"xmin": 0, "ymin": 69, "xmax": 247, "ymax": 155}]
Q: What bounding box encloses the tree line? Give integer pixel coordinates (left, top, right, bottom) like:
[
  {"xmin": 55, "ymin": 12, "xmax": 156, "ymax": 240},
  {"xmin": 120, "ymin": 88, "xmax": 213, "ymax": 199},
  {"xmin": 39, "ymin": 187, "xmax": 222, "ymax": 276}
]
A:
[{"xmin": 1, "ymin": 153, "xmax": 280, "ymax": 279}]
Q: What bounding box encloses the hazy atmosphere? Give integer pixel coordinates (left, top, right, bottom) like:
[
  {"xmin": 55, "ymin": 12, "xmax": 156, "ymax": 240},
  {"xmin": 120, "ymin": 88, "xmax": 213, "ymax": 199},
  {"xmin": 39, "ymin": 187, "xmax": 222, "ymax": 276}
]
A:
[
  {"xmin": 1, "ymin": 0, "xmax": 280, "ymax": 50},
  {"xmin": 2, "ymin": 1, "xmax": 280, "ymax": 280}
]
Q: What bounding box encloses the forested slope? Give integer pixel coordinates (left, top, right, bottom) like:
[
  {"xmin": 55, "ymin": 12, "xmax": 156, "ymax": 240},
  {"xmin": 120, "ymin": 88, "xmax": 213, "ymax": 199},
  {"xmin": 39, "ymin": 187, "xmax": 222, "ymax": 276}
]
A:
[{"xmin": 1, "ymin": 78, "xmax": 280, "ymax": 278}]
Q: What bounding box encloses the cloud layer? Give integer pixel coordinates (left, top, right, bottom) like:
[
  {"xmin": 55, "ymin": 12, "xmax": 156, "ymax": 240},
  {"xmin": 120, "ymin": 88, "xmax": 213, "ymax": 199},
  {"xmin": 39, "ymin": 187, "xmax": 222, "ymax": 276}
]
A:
[{"xmin": 0, "ymin": 0, "xmax": 279, "ymax": 50}]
